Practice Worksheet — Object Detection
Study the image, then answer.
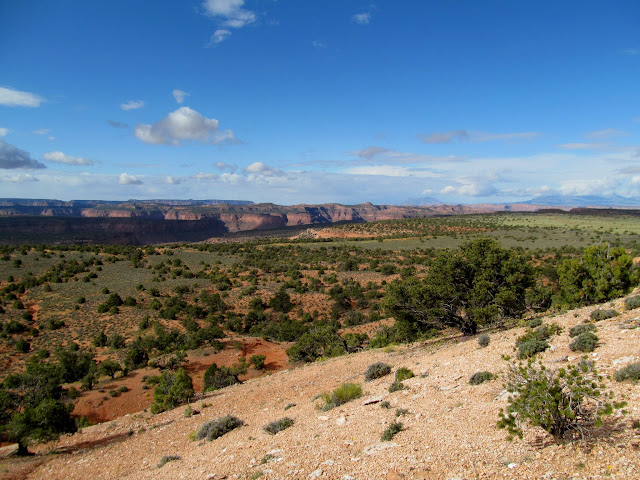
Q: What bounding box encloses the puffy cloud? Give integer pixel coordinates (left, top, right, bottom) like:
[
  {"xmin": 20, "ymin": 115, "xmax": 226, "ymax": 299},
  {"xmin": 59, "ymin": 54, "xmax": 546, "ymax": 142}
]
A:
[
  {"xmin": 352, "ymin": 12, "xmax": 371, "ymax": 24},
  {"xmin": 0, "ymin": 87, "xmax": 44, "ymax": 107},
  {"xmin": 134, "ymin": 107, "xmax": 237, "ymax": 145},
  {"xmin": 107, "ymin": 120, "xmax": 129, "ymax": 129},
  {"xmin": 243, "ymin": 162, "xmax": 284, "ymax": 176},
  {"xmin": 210, "ymin": 29, "xmax": 232, "ymax": 44},
  {"xmin": 0, "ymin": 128, "xmax": 9, "ymax": 137},
  {"xmin": 214, "ymin": 161, "xmax": 237, "ymax": 172},
  {"xmin": 172, "ymin": 89, "xmax": 190, "ymax": 104},
  {"xmin": 166, "ymin": 176, "xmax": 183, "ymax": 184},
  {"xmin": 0, "ymin": 173, "xmax": 38, "ymax": 183},
  {"xmin": 202, "ymin": 0, "xmax": 256, "ymax": 28},
  {"xmin": 43, "ymin": 151, "xmax": 94, "ymax": 166},
  {"xmin": 0, "ymin": 140, "xmax": 46, "ymax": 169},
  {"xmin": 193, "ymin": 172, "xmax": 219, "ymax": 180},
  {"xmin": 118, "ymin": 173, "xmax": 142, "ymax": 185},
  {"xmin": 121, "ymin": 100, "xmax": 145, "ymax": 111}
]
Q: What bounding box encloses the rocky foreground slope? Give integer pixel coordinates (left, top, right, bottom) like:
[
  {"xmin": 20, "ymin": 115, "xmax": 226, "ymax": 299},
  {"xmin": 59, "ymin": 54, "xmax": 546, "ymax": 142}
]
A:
[{"xmin": 3, "ymin": 297, "xmax": 640, "ymax": 480}]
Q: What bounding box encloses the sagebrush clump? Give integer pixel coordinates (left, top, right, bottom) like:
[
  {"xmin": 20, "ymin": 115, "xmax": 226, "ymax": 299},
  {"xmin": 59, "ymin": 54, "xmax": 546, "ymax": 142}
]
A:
[
  {"xmin": 625, "ymin": 295, "xmax": 640, "ymax": 310},
  {"xmin": 477, "ymin": 333, "xmax": 490, "ymax": 348},
  {"xmin": 263, "ymin": 417, "xmax": 294, "ymax": 435},
  {"xmin": 590, "ymin": 309, "xmax": 618, "ymax": 321},
  {"xmin": 196, "ymin": 415, "xmax": 244, "ymax": 441},
  {"xmin": 569, "ymin": 323, "xmax": 596, "ymax": 337},
  {"xmin": 381, "ymin": 421, "xmax": 403, "ymax": 441},
  {"xmin": 569, "ymin": 332, "xmax": 599, "ymax": 352},
  {"xmin": 469, "ymin": 371, "xmax": 494, "ymax": 385},
  {"xmin": 365, "ymin": 362, "xmax": 391, "ymax": 381},
  {"xmin": 614, "ymin": 362, "xmax": 640, "ymax": 382},
  {"xmin": 395, "ymin": 367, "xmax": 414, "ymax": 382},
  {"xmin": 318, "ymin": 383, "xmax": 362, "ymax": 410}
]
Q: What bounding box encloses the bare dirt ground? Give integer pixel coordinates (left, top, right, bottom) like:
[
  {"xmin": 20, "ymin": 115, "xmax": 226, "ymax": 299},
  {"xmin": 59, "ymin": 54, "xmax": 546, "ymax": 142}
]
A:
[
  {"xmin": 72, "ymin": 338, "xmax": 289, "ymax": 424},
  {"xmin": 3, "ymin": 296, "xmax": 640, "ymax": 480}
]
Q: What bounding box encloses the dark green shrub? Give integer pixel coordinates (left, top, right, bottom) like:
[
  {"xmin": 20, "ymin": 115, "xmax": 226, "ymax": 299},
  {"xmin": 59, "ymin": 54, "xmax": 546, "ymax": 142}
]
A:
[
  {"xmin": 196, "ymin": 415, "xmax": 243, "ymax": 441},
  {"xmin": 477, "ymin": 333, "xmax": 490, "ymax": 348},
  {"xmin": 203, "ymin": 363, "xmax": 240, "ymax": 391},
  {"xmin": 526, "ymin": 318, "xmax": 543, "ymax": 329},
  {"xmin": 381, "ymin": 421, "xmax": 403, "ymax": 441},
  {"xmin": 380, "ymin": 401, "xmax": 391, "ymax": 409},
  {"xmin": 157, "ymin": 455, "xmax": 180, "ymax": 468},
  {"xmin": 469, "ymin": 371, "xmax": 494, "ymax": 385},
  {"xmin": 498, "ymin": 359, "xmax": 621, "ymax": 441},
  {"xmin": 569, "ymin": 332, "xmax": 599, "ymax": 352},
  {"xmin": 517, "ymin": 338, "xmax": 549, "ymax": 359},
  {"xmin": 263, "ymin": 417, "xmax": 294, "ymax": 435},
  {"xmin": 150, "ymin": 368, "xmax": 194, "ymax": 414},
  {"xmin": 515, "ymin": 323, "xmax": 561, "ymax": 359},
  {"xmin": 15, "ymin": 339, "xmax": 30, "ymax": 353},
  {"xmin": 569, "ymin": 323, "xmax": 596, "ymax": 337},
  {"xmin": 365, "ymin": 362, "xmax": 391, "ymax": 381},
  {"xmin": 590, "ymin": 309, "xmax": 618, "ymax": 321},
  {"xmin": 319, "ymin": 383, "xmax": 362, "ymax": 411},
  {"xmin": 614, "ymin": 362, "xmax": 640, "ymax": 382},
  {"xmin": 395, "ymin": 367, "xmax": 414, "ymax": 382},
  {"xmin": 625, "ymin": 295, "xmax": 640, "ymax": 310},
  {"xmin": 388, "ymin": 380, "xmax": 405, "ymax": 393},
  {"xmin": 249, "ymin": 354, "xmax": 266, "ymax": 370}
]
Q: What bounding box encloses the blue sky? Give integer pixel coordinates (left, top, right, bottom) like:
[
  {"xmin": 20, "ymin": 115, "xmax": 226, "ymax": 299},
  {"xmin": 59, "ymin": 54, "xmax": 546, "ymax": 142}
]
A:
[{"xmin": 1, "ymin": 0, "xmax": 639, "ymax": 205}]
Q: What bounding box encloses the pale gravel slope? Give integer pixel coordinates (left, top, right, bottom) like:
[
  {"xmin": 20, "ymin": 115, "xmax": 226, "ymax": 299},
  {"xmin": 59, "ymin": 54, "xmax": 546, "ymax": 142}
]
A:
[{"xmin": 20, "ymin": 295, "xmax": 640, "ymax": 480}]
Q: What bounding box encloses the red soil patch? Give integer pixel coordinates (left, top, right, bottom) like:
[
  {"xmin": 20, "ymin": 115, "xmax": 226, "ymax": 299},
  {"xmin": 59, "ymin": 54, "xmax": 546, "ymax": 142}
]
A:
[{"xmin": 72, "ymin": 337, "xmax": 290, "ymax": 424}]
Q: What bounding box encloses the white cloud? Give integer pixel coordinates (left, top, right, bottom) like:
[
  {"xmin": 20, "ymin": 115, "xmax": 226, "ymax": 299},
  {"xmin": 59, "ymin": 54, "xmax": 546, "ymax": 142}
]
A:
[
  {"xmin": 166, "ymin": 176, "xmax": 183, "ymax": 184},
  {"xmin": 210, "ymin": 29, "xmax": 232, "ymax": 44},
  {"xmin": 440, "ymin": 185, "xmax": 456, "ymax": 194},
  {"xmin": 312, "ymin": 40, "xmax": 327, "ymax": 49},
  {"xmin": 43, "ymin": 151, "xmax": 94, "ymax": 166},
  {"xmin": 584, "ymin": 128, "xmax": 626, "ymax": 139},
  {"xmin": 558, "ymin": 143, "xmax": 607, "ymax": 150},
  {"xmin": 244, "ymin": 162, "xmax": 284, "ymax": 176},
  {"xmin": 134, "ymin": 106, "xmax": 237, "ymax": 145},
  {"xmin": 350, "ymin": 145, "xmax": 465, "ymax": 164},
  {"xmin": 344, "ymin": 165, "xmax": 438, "ymax": 178},
  {"xmin": 419, "ymin": 130, "xmax": 540, "ymax": 143},
  {"xmin": 0, "ymin": 140, "xmax": 46, "ymax": 169},
  {"xmin": 0, "ymin": 128, "xmax": 9, "ymax": 137},
  {"xmin": 33, "ymin": 128, "xmax": 51, "ymax": 135},
  {"xmin": 623, "ymin": 48, "xmax": 639, "ymax": 56},
  {"xmin": 0, "ymin": 87, "xmax": 45, "ymax": 107},
  {"xmin": 214, "ymin": 161, "xmax": 237, "ymax": 172},
  {"xmin": 0, "ymin": 173, "xmax": 38, "ymax": 183},
  {"xmin": 120, "ymin": 100, "xmax": 145, "ymax": 111},
  {"xmin": 352, "ymin": 12, "xmax": 371, "ymax": 24},
  {"xmin": 118, "ymin": 173, "xmax": 142, "ymax": 185},
  {"xmin": 172, "ymin": 89, "xmax": 190, "ymax": 104},
  {"xmin": 202, "ymin": 0, "xmax": 256, "ymax": 43},
  {"xmin": 193, "ymin": 172, "xmax": 219, "ymax": 180},
  {"xmin": 419, "ymin": 130, "xmax": 469, "ymax": 144}
]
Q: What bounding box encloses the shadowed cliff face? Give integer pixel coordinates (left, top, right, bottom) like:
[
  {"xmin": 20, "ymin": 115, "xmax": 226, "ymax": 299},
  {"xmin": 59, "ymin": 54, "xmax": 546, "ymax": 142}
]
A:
[{"xmin": 0, "ymin": 199, "xmax": 530, "ymax": 245}]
